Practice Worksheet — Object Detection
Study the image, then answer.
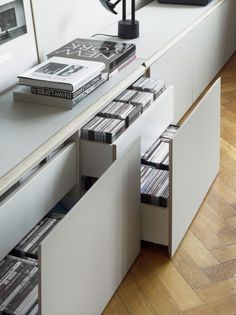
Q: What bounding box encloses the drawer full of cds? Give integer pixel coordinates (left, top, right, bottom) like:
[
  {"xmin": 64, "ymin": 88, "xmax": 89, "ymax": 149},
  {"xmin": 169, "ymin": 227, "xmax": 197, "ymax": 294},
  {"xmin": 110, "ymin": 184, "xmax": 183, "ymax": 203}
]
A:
[
  {"xmin": 141, "ymin": 125, "xmax": 179, "ymax": 208},
  {"xmin": 141, "ymin": 125, "xmax": 179, "ymax": 246},
  {"xmin": 80, "ymin": 77, "xmax": 174, "ymax": 178}
]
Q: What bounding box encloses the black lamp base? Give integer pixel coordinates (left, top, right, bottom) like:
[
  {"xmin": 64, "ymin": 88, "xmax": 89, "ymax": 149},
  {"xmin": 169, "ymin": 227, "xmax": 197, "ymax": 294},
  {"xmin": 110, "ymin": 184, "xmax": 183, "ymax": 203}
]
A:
[{"xmin": 118, "ymin": 19, "xmax": 139, "ymax": 39}]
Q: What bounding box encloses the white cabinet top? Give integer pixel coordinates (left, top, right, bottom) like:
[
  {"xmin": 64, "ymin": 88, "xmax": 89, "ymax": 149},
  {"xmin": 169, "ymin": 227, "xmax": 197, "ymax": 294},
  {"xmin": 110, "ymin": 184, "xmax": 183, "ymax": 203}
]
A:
[
  {"xmin": 0, "ymin": 61, "xmax": 145, "ymax": 194},
  {"xmin": 98, "ymin": 0, "xmax": 225, "ymax": 65}
]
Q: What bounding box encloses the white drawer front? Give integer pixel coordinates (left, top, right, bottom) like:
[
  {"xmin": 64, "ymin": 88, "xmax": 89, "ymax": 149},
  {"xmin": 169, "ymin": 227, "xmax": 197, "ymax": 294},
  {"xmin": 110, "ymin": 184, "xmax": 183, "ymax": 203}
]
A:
[
  {"xmin": 170, "ymin": 78, "xmax": 221, "ymax": 257},
  {"xmin": 150, "ymin": 33, "xmax": 192, "ymax": 124},
  {"xmin": 39, "ymin": 139, "xmax": 140, "ymax": 315},
  {"xmin": 0, "ymin": 143, "xmax": 76, "ymax": 261}
]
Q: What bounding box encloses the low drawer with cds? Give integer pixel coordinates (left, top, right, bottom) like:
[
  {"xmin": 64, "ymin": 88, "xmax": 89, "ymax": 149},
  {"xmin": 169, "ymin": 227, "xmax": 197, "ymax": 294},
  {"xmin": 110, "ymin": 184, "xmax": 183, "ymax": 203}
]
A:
[
  {"xmin": 141, "ymin": 125, "xmax": 179, "ymax": 246},
  {"xmin": 141, "ymin": 78, "xmax": 220, "ymax": 257},
  {"xmin": 0, "ymin": 139, "xmax": 140, "ymax": 315},
  {"xmin": 0, "ymin": 142, "xmax": 76, "ymax": 263},
  {"xmin": 80, "ymin": 77, "xmax": 174, "ymax": 178}
]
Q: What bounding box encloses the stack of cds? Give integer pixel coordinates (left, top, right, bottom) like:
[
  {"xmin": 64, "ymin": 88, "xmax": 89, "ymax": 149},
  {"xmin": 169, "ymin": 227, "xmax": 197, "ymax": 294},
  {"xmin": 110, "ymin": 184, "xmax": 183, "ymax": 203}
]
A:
[
  {"xmin": 160, "ymin": 124, "xmax": 179, "ymax": 140},
  {"xmin": 114, "ymin": 89, "xmax": 136, "ymax": 102},
  {"xmin": 81, "ymin": 116, "xmax": 126, "ymax": 144},
  {"xmin": 131, "ymin": 77, "xmax": 166, "ymax": 100},
  {"xmin": 12, "ymin": 213, "xmax": 64, "ymax": 259},
  {"xmin": 141, "ymin": 165, "xmax": 169, "ymax": 207},
  {"xmin": 140, "ymin": 125, "xmax": 180, "ymax": 207},
  {"xmin": 0, "ymin": 256, "xmax": 38, "ymax": 315},
  {"xmin": 97, "ymin": 101, "xmax": 142, "ymax": 127},
  {"xmin": 114, "ymin": 89, "xmax": 154, "ymax": 111},
  {"xmin": 141, "ymin": 138, "xmax": 169, "ymax": 170},
  {"xmin": 142, "ymin": 125, "xmax": 179, "ymax": 170}
]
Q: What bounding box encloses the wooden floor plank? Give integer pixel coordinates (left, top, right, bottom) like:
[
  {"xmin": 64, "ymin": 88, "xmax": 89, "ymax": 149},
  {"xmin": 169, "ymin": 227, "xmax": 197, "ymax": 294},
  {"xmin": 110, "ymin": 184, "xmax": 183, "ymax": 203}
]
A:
[
  {"xmin": 213, "ymin": 243, "xmax": 236, "ymax": 262},
  {"xmin": 218, "ymin": 229, "xmax": 236, "ymax": 246},
  {"xmin": 132, "ymin": 255, "xmax": 184, "ymax": 315},
  {"xmin": 202, "ymin": 259, "xmax": 236, "ymax": 283},
  {"xmin": 117, "ymin": 270, "xmax": 157, "ymax": 315},
  {"xmin": 103, "ymin": 293, "xmax": 131, "ymax": 315},
  {"xmin": 190, "ymin": 214, "xmax": 226, "ymax": 250},
  {"xmin": 204, "ymin": 189, "xmax": 236, "ymax": 218},
  {"xmin": 182, "ymin": 231, "xmax": 219, "ymax": 268},
  {"xmin": 196, "ymin": 278, "xmax": 236, "ymax": 303},
  {"xmin": 184, "ymin": 295, "xmax": 236, "ymax": 315},
  {"xmin": 172, "ymin": 247, "xmax": 211, "ymax": 289},
  {"xmin": 225, "ymin": 216, "xmax": 236, "ymax": 230},
  {"xmin": 197, "ymin": 203, "xmax": 230, "ymax": 233},
  {"xmin": 141, "ymin": 246, "xmax": 203, "ymax": 311}
]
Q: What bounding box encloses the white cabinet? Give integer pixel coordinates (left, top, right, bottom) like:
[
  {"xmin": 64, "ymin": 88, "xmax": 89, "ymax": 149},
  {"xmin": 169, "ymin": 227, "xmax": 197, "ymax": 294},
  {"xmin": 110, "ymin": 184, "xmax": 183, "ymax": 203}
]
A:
[
  {"xmin": 0, "ymin": 1, "xmax": 227, "ymax": 312},
  {"xmin": 141, "ymin": 78, "xmax": 221, "ymax": 256}
]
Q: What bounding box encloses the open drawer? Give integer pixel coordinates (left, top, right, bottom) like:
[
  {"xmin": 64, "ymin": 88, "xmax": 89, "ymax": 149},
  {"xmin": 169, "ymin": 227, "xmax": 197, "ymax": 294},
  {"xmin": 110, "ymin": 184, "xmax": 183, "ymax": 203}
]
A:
[
  {"xmin": 0, "ymin": 142, "xmax": 76, "ymax": 262},
  {"xmin": 141, "ymin": 78, "xmax": 221, "ymax": 257},
  {"xmin": 39, "ymin": 139, "xmax": 140, "ymax": 315},
  {"xmin": 80, "ymin": 86, "xmax": 174, "ymax": 178}
]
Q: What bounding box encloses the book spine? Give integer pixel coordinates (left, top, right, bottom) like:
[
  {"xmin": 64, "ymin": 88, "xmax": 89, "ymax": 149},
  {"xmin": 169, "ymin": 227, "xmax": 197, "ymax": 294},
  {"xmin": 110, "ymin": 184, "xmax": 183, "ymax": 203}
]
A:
[
  {"xmin": 109, "ymin": 55, "xmax": 136, "ymax": 79},
  {"xmin": 31, "ymin": 74, "xmax": 102, "ymax": 99},
  {"xmin": 109, "ymin": 46, "xmax": 136, "ymax": 73}
]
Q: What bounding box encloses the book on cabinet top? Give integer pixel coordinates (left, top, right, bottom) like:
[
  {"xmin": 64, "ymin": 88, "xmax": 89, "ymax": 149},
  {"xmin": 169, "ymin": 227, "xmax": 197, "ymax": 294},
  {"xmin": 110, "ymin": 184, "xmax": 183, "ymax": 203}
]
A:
[
  {"xmin": 47, "ymin": 38, "xmax": 136, "ymax": 73},
  {"xmin": 14, "ymin": 74, "xmax": 107, "ymax": 109},
  {"xmin": 30, "ymin": 73, "xmax": 103, "ymax": 100},
  {"xmin": 18, "ymin": 56, "xmax": 105, "ymax": 92}
]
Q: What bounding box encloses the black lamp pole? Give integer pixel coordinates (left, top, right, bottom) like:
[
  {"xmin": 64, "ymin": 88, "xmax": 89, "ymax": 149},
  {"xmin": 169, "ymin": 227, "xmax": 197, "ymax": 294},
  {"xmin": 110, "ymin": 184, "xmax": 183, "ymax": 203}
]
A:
[
  {"xmin": 99, "ymin": 0, "xmax": 139, "ymax": 39},
  {"xmin": 118, "ymin": 0, "xmax": 139, "ymax": 39}
]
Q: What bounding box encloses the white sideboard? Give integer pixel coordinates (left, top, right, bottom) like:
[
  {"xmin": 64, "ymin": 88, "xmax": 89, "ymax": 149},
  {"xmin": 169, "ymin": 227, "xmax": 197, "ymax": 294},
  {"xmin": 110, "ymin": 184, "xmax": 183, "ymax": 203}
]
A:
[{"xmin": 0, "ymin": 0, "xmax": 231, "ymax": 314}]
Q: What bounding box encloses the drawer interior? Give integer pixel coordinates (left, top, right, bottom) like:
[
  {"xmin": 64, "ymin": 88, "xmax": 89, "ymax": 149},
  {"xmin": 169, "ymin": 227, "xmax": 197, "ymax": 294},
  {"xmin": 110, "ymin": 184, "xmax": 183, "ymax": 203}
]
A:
[
  {"xmin": 0, "ymin": 142, "xmax": 76, "ymax": 263},
  {"xmin": 140, "ymin": 125, "xmax": 178, "ymax": 245},
  {"xmin": 140, "ymin": 78, "xmax": 220, "ymax": 257},
  {"xmin": 80, "ymin": 85, "xmax": 174, "ymax": 178}
]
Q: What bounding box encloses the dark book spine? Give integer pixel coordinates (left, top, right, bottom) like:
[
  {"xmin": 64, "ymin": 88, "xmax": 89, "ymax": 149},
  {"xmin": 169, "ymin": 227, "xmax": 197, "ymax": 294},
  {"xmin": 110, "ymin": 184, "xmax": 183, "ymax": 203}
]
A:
[
  {"xmin": 31, "ymin": 74, "xmax": 101, "ymax": 99},
  {"xmin": 108, "ymin": 47, "xmax": 136, "ymax": 73}
]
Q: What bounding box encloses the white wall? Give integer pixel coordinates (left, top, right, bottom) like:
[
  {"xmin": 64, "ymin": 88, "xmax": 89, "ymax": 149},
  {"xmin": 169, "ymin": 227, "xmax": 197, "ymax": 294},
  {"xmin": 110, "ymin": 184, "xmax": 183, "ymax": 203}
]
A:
[{"xmin": 31, "ymin": 0, "xmax": 151, "ymax": 61}]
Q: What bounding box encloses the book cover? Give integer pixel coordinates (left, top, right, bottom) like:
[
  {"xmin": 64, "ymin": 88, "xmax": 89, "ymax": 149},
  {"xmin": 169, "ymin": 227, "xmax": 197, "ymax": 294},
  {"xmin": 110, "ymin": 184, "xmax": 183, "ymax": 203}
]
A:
[
  {"xmin": 47, "ymin": 38, "xmax": 136, "ymax": 73},
  {"xmin": 18, "ymin": 56, "xmax": 105, "ymax": 92}
]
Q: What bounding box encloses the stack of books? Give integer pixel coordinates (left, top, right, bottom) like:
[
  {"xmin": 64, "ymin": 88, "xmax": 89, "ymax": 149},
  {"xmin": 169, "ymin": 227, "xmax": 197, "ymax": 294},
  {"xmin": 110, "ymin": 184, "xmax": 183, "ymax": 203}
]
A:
[
  {"xmin": 14, "ymin": 56, "xmax": 107, "ymax": 109},
  {"xmin": 47, "ymin": 38, "xmax": 136, "ymax": 78}
]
